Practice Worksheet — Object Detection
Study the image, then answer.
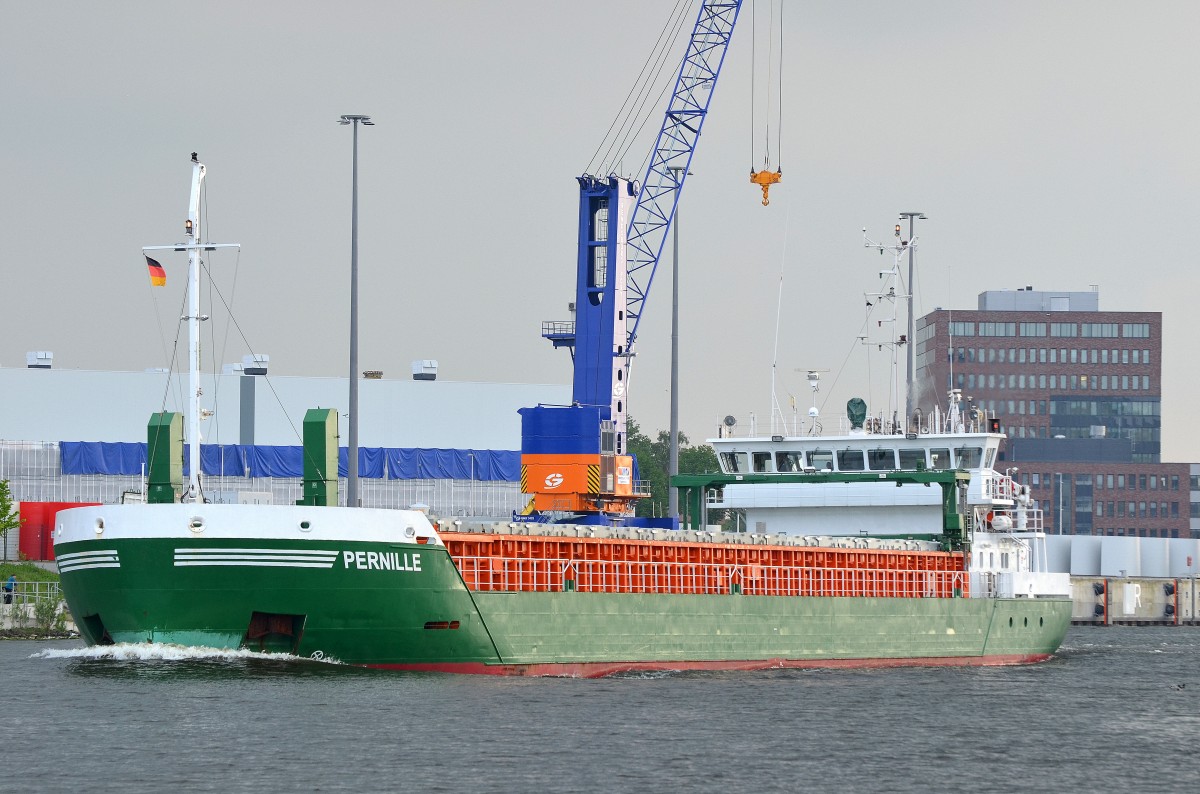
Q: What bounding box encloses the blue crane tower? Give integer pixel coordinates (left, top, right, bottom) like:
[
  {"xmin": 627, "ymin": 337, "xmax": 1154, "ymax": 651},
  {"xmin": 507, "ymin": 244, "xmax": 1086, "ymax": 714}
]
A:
[{"xmin": 520, "ymin": 2, "xmax": 743, "ymax": 525}]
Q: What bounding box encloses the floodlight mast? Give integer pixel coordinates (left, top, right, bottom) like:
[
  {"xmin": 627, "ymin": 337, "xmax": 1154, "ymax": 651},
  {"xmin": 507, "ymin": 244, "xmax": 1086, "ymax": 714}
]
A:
[{"xmin": 337, "ymin": 114, "xmax": 374, "ymax": 507}]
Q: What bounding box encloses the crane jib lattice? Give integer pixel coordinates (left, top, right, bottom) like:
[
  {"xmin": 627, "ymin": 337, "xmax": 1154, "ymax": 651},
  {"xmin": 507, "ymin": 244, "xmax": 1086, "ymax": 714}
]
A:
[{"xmin": 624, "ymin": 1, "xmax": 742, "ymax": 354}]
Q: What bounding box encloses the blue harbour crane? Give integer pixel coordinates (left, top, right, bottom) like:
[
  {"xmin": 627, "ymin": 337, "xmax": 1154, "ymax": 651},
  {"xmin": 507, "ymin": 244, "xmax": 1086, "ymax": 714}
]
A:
[{"xmin": 520, "ymin": 2, "xmax": 744, "ymax": 526}]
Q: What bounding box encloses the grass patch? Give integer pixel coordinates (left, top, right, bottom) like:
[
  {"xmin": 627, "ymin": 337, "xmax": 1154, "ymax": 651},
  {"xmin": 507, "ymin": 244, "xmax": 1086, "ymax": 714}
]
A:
[{"xmin": 0, "ymin": 561, "xmax": 59, "ymax": 583}]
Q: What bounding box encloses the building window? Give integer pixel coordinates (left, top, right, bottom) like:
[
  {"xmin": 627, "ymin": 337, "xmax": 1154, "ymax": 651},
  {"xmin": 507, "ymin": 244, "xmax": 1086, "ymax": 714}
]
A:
[
  {"xmin": 1082, "ymin": 323, "xmax": 1118, "ymax": 338},
  {"xmin": 1122, "ymin": 350, "xmax": 1129, "ymax": 364},
  {"xmin": 1143, "ymin": 376, "xmax": 1149, "ymax": 389},
  {"xmin": 1122, "ymin": 323, "xmax": 1150, "ymax": 338},
  {"xmin": 1050, "ymin": 323, "xmax": 1077, "ymax": 337},
  {"xmin": 1144, "ymin": 349, "xmax": 1151, "ymax": 364},
  {"xmin": 1102, "ymin": 350, "xmax": 1108, "ymax": 364},
  {"xmin": 979, "ymin": 322, "xmax": 1016, "ymax": 337}
]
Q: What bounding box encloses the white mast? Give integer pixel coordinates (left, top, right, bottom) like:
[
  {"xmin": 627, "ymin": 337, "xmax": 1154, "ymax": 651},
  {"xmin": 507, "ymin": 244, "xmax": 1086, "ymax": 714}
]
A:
[
  {"xmin": 144, "ymin": 153, "xmax": 239, "ymax": 501},
  {"xmin": 863, "ymin": 214, "xmax": 925, "ymax": 432}
]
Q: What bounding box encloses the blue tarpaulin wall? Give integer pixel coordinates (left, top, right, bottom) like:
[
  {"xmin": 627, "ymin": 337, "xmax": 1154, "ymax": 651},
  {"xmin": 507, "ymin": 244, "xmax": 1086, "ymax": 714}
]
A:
[{"xmin": 59, "ymin": 442, "xmax": 520, "ymax": 481}]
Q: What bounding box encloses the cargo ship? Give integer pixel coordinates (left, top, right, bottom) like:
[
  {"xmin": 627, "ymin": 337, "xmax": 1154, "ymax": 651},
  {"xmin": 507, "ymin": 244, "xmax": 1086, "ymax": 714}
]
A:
[
  {"xmin": 54, "ymin": 4, "xmax": 1070, "ymax": 673},
  {"xmin": 54, "ymin": 377, "xmax": 1072, "ymax": 674}
]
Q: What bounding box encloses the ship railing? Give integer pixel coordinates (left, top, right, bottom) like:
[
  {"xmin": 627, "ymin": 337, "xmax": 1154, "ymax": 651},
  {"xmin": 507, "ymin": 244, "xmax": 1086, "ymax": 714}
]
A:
[
  {"xmin": 983, "ymin": 476, "xmax": 1018, "ymax": 502},
  {"xmin": 452, "ymin": 555, "xmax": 970, "ymax": 599},
  {"xmin": 973, "ymin": 506, "xmax": 1046, "ymax": 533}
]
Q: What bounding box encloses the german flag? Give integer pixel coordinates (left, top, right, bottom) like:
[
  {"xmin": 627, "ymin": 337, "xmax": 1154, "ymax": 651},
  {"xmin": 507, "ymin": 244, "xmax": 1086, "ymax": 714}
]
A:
[{"xmin": 145, "ymin": 256, "xmax": 166, "ymax": 287}]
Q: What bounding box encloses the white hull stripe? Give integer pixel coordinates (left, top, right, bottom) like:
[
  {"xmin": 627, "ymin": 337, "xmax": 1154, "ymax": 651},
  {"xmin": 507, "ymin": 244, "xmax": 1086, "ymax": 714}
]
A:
[
  {"xmin": 59, "ymin": 562, "xmax": 122, "ymax": 572},
  {"xmin": 173, "ymin": 548, "xmax": 339, "ymax": 568},
  {"xmin": 58, "ymin": 549, "xmax": 120, "ymax": 573}
]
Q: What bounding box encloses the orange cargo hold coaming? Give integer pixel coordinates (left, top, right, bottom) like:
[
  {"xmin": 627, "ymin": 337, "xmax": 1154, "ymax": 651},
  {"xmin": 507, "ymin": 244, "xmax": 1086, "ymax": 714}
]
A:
[{"xmin": 440, "ymin": 531, "xmax": 969, "ymax": 600}]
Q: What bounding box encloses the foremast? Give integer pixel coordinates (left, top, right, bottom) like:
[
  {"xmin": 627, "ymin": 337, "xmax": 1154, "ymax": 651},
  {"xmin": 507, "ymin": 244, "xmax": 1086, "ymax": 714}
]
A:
[{"xmin": 143, "ymin": 153, "xmax": 239, "ymax": 501}]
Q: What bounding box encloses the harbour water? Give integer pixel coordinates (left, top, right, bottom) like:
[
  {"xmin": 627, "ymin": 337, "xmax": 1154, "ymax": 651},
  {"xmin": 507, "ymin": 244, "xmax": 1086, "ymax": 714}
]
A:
[{"xmin": 3, "ymin": 627, "xmax": 1196, "ymax": 793}]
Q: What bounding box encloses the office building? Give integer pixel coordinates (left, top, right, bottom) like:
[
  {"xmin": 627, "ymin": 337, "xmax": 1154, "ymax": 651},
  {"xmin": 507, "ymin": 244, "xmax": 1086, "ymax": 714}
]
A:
[{"xmin": 915, "ymin": 287, "xmax": 1194, "ymax": 539}]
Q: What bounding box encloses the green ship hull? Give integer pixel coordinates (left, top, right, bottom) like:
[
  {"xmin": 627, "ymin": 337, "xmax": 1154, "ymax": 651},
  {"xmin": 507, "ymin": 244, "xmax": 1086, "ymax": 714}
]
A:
[{"xmin": 56, "ymin": 530, "xmax": 1071, "ymax": 676}]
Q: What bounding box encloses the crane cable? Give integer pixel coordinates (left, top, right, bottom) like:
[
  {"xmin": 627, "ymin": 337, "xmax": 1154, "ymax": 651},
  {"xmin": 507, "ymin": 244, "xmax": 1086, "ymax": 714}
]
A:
[
  {"xmin": 586, "ymin": 0, "xmax": 693, "ymax": 178},
  {"xmin": 750, "ymin": 0, "xmax": 783, "ymax": 205}
]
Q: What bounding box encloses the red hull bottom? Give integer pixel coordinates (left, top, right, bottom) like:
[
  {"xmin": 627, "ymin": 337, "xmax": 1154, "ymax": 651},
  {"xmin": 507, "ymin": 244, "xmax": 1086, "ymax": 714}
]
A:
[{"xmin": 366, "ymin": 654, "xmax": 1054, "ymax": 678}]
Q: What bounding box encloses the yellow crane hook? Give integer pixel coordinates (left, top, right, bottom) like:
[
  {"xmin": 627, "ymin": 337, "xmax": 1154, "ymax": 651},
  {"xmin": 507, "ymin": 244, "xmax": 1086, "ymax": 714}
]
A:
[{"xmin": 750, "ymin": 169, "xmax": 782, "ymax": 206}]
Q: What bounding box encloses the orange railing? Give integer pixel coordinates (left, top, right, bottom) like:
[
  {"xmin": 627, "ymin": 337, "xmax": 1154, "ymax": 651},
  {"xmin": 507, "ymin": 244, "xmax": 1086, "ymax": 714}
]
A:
[{"xmin": 444, "ymin": 534, "xmax": 967, "ymax": 599}]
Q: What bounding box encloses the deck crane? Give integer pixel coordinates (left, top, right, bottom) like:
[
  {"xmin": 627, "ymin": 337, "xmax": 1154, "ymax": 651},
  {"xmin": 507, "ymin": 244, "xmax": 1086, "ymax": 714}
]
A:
[{"xmin": 520, "ymin": 1, "xmax": 744, "ymax": 526}]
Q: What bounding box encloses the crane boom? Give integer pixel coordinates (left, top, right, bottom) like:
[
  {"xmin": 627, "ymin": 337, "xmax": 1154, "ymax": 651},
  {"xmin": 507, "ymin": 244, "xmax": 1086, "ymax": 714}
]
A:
[{"xmin": 625, "ymin": 1, "xmax": 742, "ymax": 355}]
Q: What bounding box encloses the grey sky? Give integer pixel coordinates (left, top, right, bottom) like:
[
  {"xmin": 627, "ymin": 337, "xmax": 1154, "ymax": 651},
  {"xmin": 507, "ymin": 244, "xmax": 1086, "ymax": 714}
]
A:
[{"xmin": 2, "ymin": 1, "xmax": 1197, "ymax": 460}]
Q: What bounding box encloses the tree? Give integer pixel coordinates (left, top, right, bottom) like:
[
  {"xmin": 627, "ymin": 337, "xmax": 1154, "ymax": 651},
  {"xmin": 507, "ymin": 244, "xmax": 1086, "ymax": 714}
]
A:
[
  {"xmin": 626, "ymin": 417, "xmax": 719, "ymax": 519},
  {"xmin": 0, "ymin": 479, "xmax": 20, "ymax": 562}
]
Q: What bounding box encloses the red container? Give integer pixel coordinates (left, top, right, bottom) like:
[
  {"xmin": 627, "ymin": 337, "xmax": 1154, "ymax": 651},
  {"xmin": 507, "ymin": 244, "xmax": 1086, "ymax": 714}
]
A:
[{"xmin": 18, "ymin": 502, "xmax": 101, "ymax": 561}]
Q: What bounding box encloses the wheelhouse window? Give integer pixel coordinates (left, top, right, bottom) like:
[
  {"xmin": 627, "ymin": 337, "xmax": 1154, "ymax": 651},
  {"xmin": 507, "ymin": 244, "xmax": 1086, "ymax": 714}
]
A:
[
  {"xmin": 837, "ymin": 449, "xmax": 865, "ymax": 471},
  {"xmin": 807, "ymin": 449, "xmax": 833, "ymax": 471},
  {"xmin": 776, "ymin": 452, "xmax": 804, "ymax": 472},
  {"xmin": 752, "ymin": 452, "xmax": 772, "ymax": 473},
  {"xmin": 928, "ymin": 448, "xmax": 951, "ymax": 470},
  {"xmin": 898, "ymin": 449, "xmax": 926, "ymax": 471},
  {"xmin": 867, "ymin": 448, "xmax": 897, "ymax": 471},
  {"xmin": 719, "ymin": 452, "xmax": 749, "ymax": 473},
  {"xmin": 955, "ymin": 446, "xmax": 983, "ymax": 469}
]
